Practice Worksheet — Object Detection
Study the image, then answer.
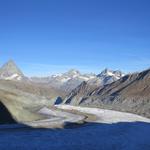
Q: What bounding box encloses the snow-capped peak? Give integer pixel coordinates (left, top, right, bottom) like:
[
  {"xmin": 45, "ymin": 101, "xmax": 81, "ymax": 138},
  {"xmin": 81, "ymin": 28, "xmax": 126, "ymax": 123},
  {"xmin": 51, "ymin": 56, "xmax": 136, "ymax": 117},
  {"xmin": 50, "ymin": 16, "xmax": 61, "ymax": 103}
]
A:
[
  {"xmin": 0, "ymin": 60, "xmax": 24, "ymax": 81},
  {"xmin": 87, "ymin": 68, "xmax": 125, "ymax": 87},
  {"xmin": 52, "ymin": 69, "xmax": 87, "ymax": 83},
  {"xmin": 97, "ymin": 68, "xmax": 124, "ymax": 79}
]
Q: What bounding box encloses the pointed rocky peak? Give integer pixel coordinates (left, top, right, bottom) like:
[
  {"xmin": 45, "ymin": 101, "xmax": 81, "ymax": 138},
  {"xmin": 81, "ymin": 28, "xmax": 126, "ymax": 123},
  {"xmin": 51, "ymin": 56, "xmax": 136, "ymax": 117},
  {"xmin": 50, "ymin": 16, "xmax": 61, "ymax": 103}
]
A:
[
  {"xmin": 97, "ymin": 68, "xmax": 124, "ymax": 78},
  {"xmin": 98, "ymin": 68, "xmax": 114, "ymax": 76},
  {"xmin": 0, "ymin": 60, "xmax": 24, "ymax": 81}
]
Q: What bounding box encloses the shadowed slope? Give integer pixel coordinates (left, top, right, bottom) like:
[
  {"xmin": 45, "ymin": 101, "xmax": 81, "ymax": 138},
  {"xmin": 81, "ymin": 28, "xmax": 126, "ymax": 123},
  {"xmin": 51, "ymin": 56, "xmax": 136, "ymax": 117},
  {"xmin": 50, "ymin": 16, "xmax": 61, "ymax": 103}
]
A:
[{"xmin": 0, "ymin": 101, "xmax": 16, "ymax": 124}]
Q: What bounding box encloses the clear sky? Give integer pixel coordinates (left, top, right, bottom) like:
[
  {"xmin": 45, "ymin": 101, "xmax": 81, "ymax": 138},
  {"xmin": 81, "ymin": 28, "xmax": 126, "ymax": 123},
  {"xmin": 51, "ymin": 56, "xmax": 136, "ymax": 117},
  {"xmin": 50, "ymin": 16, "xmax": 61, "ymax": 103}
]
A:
[{"xmin": 0, "ymin": 0, "xmax": 150, "ymax": 76}]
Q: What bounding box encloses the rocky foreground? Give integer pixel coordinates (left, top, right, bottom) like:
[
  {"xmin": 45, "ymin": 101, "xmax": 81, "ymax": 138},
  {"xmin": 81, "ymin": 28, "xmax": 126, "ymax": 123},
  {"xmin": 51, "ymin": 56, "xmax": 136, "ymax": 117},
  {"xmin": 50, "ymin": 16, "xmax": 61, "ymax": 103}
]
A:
[
  {"xmin": 0, "ymin": 79, "xmax": 150, "ymax": 128},
  {"xmin": 0, "ymin": 60, "xmax": 150, "ymax": 129},
  {"xmin": 0, "ymin": 77, "xmax": 150, "ymax": 128}
]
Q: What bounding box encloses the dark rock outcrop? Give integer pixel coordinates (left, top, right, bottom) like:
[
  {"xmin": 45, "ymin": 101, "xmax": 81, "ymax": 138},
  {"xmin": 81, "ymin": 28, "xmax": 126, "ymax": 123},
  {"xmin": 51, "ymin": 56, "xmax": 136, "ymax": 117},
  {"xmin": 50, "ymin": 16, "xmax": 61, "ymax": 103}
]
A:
[{"xmin": 0, "ymin": 101, "xmax": 16, "ymax": 124}]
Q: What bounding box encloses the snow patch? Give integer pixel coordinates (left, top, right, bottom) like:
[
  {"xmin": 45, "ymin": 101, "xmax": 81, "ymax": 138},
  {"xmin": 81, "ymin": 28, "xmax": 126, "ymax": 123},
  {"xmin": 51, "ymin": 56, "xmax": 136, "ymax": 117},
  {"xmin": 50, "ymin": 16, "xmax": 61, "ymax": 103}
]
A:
[{"xmin": 4, "ymin": 74, "xmax": 22, "ymax": 81}]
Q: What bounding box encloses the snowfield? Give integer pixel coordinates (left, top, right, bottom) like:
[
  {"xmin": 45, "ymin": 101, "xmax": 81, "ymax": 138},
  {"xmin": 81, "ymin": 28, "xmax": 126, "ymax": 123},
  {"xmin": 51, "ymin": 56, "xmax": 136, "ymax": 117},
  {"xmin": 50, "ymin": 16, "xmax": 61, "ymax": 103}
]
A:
[
  {"xmin": 56, "ymin": 105, "xmax": 150, "ymax": 124},
  {"xmin": 23, "ymin": 105, "xmax": 150, "ymax": 129}
]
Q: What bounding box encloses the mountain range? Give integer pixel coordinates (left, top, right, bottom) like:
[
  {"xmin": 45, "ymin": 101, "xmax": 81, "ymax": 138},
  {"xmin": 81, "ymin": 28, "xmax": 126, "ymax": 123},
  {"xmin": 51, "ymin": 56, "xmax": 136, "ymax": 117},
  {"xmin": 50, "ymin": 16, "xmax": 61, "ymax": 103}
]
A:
[
  {"xmin": 0, "ymin": 60, "xmax": 124, "ymax": 93},
  {"xmin": 30, "ymin": 69, "xmax": 124, "ymax": 92},
  {"xmin": 0, "ymin": 59, "xmax": 150, "ymax": 125}
]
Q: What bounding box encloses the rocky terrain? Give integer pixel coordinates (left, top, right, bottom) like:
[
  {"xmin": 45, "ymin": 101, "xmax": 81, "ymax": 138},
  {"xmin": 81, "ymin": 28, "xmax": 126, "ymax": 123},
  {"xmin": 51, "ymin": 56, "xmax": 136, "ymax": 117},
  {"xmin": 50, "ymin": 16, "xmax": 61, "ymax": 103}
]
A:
[
  {"xmin": 0, "ymin": 60, "xmax": 66, "ymax": 99},
  {"xmin": 0, "ymin": 60, "xmax": 65, "ymax": 126},
  {"xmin": 0, "ymin": 60, "xmax": 124, "ymax": 100},
  {"xmin": 64, "ymin": 68, "xmax": 150, "ymax": 118},
  {"xmin": 0, "ymin": 59, "xmax": 150, "ymax": 128}
]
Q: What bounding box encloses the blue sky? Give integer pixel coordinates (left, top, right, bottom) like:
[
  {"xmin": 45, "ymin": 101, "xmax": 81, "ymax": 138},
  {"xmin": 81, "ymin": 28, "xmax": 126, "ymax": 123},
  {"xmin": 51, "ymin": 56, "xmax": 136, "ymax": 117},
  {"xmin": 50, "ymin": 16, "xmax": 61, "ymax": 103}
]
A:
[{"xmin": 0, "ymin": 0, "xmax": 150, "ymax": 76}]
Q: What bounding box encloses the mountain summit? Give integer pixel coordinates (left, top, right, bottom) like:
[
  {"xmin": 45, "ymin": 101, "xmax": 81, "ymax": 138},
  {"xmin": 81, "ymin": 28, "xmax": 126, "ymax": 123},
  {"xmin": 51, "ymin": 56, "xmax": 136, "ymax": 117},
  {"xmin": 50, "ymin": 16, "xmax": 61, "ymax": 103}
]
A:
[
  {"xmin": 0, "ymin": 60, "xmax": 24, "ymax": 81},
  {"xmin": 97, "ymin": 68, "xmax": 124, "ymax": 79}
]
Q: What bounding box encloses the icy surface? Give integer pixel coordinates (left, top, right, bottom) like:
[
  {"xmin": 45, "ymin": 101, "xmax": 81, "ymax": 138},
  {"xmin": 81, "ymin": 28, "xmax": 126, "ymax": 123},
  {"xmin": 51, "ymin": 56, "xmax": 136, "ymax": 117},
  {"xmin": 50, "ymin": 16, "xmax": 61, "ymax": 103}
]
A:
[{"xmin": 56, "ymin": 105, "xmax": 150, "ymax": 123}]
